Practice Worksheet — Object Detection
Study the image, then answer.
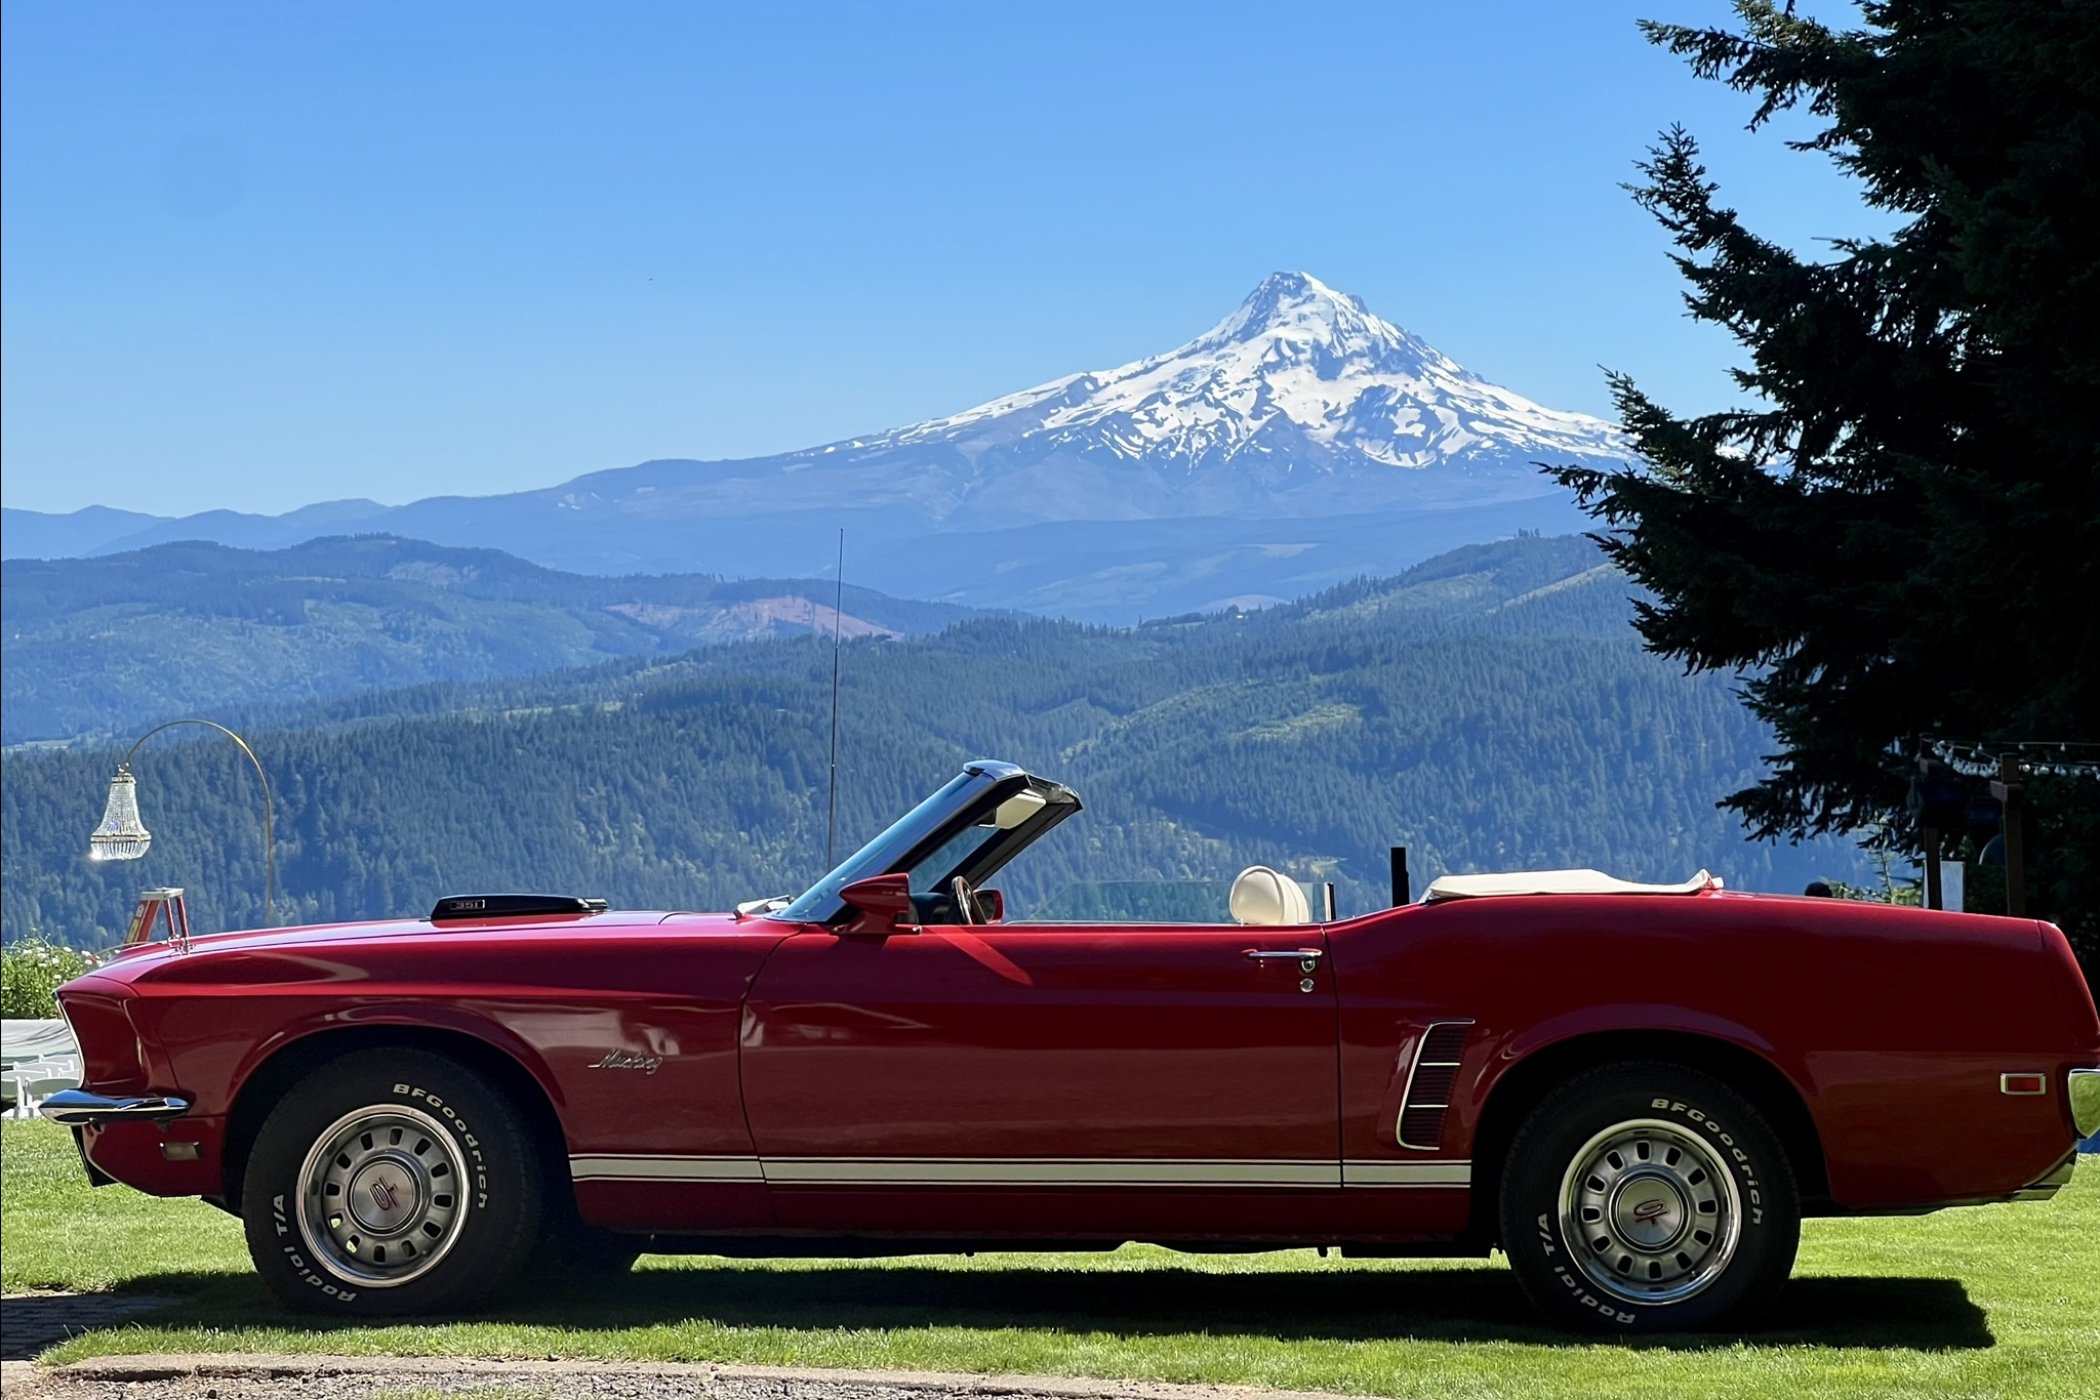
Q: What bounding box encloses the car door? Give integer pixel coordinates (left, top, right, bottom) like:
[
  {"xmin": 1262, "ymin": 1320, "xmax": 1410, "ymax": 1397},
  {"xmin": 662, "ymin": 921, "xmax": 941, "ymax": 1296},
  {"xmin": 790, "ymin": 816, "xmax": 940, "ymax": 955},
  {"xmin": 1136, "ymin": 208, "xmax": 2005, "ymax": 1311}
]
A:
[{"xmin": 740, "ymin": 918, "xmax": 1345, "ymax": 1238}]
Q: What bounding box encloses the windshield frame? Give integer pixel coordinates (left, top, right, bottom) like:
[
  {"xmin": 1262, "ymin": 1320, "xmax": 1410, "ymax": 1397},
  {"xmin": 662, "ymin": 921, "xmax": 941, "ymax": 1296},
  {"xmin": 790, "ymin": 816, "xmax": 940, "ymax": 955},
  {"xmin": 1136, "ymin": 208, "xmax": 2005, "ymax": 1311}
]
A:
[{"xmin": 773, "ymin": 760, "xmax": 1080, "ymax": 924}]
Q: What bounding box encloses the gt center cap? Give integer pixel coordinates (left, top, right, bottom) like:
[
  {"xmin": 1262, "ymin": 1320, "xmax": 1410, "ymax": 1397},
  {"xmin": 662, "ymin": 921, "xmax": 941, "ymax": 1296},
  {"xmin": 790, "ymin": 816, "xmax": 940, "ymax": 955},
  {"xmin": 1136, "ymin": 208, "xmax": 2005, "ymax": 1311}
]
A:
[
  {"xmin": 1610, "ymin": 1173, "xmax": 1689, "ymax": 1250},
  {"xmin": 347, "ymin": 1158, "xmax": 420, "ymax": 1235}
]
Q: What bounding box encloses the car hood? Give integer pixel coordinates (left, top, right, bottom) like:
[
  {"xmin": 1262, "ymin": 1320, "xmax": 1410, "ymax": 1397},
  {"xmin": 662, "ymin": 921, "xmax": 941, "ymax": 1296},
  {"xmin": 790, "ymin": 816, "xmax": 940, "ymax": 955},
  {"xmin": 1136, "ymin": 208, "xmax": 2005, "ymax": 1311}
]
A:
[{"xmin": 88, "ymin": 908, "xmax": 739, "ymax": 982}]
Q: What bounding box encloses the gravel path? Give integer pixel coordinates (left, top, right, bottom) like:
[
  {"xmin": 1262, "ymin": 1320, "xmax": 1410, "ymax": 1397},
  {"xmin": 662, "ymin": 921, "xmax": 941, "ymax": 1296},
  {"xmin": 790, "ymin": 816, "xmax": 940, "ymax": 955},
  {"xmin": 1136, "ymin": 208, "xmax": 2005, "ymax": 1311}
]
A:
[{"xmin": 4, "ymin": 1357, "xmax": 1357, "ymax": 1400}]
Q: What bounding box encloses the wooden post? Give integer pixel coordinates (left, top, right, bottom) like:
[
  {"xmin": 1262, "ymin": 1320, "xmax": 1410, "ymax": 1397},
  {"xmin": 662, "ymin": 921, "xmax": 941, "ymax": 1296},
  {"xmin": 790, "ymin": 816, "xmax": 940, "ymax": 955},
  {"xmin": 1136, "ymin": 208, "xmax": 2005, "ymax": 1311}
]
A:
[
  {"xmin": 1922, "ymin": 827, "xmax": 1942, "ymax": 911},
  {"xmin": 1990, "ymin": 757, "xmax": 2027, "ymax": 918}
]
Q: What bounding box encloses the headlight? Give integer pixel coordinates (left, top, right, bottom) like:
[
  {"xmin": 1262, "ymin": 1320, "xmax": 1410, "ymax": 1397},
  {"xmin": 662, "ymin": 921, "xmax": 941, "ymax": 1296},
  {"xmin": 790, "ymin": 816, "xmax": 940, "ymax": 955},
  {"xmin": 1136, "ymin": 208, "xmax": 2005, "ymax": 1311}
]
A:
[{"xmin": 55, "ymin": 984, "xmax": 148, "ymax": 1094}]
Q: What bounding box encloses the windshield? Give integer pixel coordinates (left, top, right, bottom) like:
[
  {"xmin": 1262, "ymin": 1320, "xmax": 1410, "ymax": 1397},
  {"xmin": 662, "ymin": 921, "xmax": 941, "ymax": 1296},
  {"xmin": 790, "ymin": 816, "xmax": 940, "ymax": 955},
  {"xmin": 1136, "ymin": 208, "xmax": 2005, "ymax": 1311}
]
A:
[
  {"xmin": 774, "ymin": 769, "xmax": 996, "ymax": 922},
  {"xmin": 774, "ymin": 761, "xmax": 1080, "ymax": 924}
]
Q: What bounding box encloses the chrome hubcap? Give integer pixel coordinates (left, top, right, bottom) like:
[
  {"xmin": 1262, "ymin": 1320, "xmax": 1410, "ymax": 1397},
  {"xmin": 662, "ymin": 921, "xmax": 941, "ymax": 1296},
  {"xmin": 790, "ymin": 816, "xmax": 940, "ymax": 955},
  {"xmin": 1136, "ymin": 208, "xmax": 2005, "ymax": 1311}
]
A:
[
  {"xmin": 296, "ymin": 1105, "xmax": 468, "ymax": 1287},
  {"xmin": 1558, "ymin": 1118, "xmax": 1740, "ymax": 1305}
]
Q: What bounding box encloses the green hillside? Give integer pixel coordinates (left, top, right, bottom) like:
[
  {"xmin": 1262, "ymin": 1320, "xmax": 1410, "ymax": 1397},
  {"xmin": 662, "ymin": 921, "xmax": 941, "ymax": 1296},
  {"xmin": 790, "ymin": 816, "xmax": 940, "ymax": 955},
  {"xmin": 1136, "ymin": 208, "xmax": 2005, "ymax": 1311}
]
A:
[
  {"xmin": 0, "ymin": 535, "xmax": 1872, "ymax": 945},
  {"xmin": 0, "ymin": 534, "xmax": 983, "ymax": 743}
]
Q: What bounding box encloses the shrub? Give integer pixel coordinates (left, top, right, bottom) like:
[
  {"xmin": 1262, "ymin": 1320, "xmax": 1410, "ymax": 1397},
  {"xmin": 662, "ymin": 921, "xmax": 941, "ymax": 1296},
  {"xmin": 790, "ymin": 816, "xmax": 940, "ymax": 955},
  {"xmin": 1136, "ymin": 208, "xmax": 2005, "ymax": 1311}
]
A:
[{"xmin": 0, "ymin": 938, "xmax": 100, "ymax": 1019}]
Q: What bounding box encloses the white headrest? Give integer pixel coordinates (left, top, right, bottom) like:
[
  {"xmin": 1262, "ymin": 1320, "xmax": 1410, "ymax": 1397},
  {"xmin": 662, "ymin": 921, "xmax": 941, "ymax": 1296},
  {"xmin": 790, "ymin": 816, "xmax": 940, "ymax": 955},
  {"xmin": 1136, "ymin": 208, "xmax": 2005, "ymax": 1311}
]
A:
[{"xmin": 1230, "ymin": 866, "xmax": 1311, "ymax": 925}]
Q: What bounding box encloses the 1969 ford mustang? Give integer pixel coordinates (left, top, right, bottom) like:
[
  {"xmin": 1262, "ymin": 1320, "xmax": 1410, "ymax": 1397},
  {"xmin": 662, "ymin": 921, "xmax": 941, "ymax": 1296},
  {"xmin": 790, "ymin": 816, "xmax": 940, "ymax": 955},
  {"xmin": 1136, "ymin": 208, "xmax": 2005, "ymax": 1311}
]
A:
[{"xmin": 45, "ymin": 761, "xmax": 2100, "ymax": 1331}]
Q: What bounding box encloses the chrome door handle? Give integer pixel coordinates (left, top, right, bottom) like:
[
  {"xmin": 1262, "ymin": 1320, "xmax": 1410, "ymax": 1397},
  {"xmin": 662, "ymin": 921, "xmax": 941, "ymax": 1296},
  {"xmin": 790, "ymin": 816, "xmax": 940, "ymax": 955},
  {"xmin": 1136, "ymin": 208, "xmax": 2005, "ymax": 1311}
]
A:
[{"xmin": 1245, "ymin": 947, "xmax": 1325, "ymax": 994}]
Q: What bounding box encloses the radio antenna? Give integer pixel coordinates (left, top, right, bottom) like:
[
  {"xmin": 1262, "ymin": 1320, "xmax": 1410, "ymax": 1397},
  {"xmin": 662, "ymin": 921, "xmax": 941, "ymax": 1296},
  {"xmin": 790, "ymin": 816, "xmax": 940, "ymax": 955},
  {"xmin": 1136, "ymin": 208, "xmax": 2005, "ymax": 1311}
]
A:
[{"xmin": 824, "ymin": 527, "xmax": 845, "ymax": 868}]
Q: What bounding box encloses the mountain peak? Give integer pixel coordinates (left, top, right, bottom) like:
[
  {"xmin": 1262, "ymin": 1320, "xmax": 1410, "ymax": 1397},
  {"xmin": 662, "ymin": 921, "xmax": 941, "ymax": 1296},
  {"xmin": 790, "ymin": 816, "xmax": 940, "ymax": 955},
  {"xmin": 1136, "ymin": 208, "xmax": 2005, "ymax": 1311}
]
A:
[
  {"xmin": 1244, "ymin": 270, "xmax": 1366, "ymax": 317},
  {"xmin": 844, "ymin": 273, "xmax": 1628, "ymax": 496},
  {"xmin": 1198, "ymin": 270, "xmax": 1386, "ymax": 351}
]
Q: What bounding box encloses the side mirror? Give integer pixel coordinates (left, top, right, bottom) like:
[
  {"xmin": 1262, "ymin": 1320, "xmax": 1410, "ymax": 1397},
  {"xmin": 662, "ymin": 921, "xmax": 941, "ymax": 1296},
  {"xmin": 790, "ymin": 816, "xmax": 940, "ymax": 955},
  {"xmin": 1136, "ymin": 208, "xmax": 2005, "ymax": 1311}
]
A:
[
  {"xmin": 978, "ymin": 888, "xmax": 1004, "ymax": 923},
  {"xmin": 838, "ymin": 873, "xmax": 915, "ymax": 934}
]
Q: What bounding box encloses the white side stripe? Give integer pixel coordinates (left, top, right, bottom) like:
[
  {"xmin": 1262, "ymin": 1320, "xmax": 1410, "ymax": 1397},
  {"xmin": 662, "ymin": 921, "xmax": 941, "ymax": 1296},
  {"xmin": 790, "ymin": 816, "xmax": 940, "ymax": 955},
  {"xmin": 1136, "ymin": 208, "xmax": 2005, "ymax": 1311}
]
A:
[
  {"xmin": 765, "ymin": 1157, "xmax": 1342, "ymax": 1187},
  {"xmin": 1344, "ymin": 1160, "xmax": 1474, "ymax": 1187},
  {"xmin": 568, "ymin": 1155, "xmax": 1471, "ymax": 1189},
  {"xmin": 569, "ymin": 1154, "xmax": 766, "ymax": 1182}
]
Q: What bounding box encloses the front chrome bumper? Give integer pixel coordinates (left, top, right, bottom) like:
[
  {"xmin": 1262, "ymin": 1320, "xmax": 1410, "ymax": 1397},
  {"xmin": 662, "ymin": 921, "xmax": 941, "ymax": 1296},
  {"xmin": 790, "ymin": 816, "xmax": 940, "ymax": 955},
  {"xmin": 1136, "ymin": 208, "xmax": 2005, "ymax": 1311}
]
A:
[
  {"xmin": 37, "ymin": 1089, "xmax": 189, "ymax": 1127},
  {"xmin": 2070, "ymin": 1068, "xmax": 2100, "ymax": 1140}
]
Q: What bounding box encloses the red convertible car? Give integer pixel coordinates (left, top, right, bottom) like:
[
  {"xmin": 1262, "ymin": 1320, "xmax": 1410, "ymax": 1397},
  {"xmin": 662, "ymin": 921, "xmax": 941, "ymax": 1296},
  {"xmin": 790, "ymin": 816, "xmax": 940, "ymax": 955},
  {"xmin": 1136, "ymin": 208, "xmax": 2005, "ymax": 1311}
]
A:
[{"xmin": 45, "ymin": 760, "xmax": 2100, "ymax": 1332}]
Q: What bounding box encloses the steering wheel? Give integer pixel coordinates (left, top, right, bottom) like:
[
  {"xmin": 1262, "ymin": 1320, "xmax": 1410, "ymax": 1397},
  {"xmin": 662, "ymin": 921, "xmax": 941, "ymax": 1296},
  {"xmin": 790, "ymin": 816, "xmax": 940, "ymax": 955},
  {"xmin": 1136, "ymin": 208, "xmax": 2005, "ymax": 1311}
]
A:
[{"xmin": 950, "ymin": 875, "xmax": 985, "ymax": 925}]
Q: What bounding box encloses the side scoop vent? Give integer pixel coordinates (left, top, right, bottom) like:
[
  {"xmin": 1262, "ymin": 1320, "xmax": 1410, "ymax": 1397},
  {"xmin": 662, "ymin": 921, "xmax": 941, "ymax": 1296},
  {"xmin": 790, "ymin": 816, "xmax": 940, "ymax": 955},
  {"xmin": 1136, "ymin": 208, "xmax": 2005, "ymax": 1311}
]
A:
[
  {"xmin": 1398, "ymin": 1019, "xmax": 1474, "ymax": 1151},
  {"xmin": 430, "ymin": 894, "xmax": 609, "ymax": 922}
]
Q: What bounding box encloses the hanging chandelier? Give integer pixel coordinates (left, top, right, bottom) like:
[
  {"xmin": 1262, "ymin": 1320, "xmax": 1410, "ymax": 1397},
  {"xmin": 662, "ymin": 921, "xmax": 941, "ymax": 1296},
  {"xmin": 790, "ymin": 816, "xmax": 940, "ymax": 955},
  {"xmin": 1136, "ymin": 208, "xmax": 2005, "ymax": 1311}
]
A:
[{"xmin": 88, "ymin": 764, "xmax": 154, "ymax": 862}]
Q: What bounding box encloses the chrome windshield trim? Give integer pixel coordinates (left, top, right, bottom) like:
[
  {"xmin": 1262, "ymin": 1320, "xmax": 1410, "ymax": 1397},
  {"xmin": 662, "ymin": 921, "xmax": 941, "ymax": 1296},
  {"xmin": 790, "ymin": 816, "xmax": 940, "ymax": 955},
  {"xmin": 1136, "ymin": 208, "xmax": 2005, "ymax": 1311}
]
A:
[
  {"xmin": 2070, "ymin": 1068, "xmax": 2100, "ymax": 1139},
  {"xmin": 38, "ymin": 1089, "xmax": 190, "ymax": 1126}
]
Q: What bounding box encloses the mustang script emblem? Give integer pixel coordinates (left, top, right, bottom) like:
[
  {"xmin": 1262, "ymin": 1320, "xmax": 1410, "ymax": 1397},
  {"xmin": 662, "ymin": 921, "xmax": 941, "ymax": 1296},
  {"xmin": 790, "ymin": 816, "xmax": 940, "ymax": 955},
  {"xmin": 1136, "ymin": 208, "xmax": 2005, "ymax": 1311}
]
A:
[{"xmin": 587, "ymin": 1048, "xmax": 664, "ymax": 1076}]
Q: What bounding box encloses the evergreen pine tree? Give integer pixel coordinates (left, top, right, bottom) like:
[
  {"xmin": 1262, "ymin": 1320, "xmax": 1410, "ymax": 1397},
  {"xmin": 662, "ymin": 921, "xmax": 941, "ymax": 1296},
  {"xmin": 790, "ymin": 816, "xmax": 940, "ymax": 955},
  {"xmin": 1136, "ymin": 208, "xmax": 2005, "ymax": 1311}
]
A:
[{"xmin": 1550, "ymin": 0, "xmax": 2100, "ymax": 967}]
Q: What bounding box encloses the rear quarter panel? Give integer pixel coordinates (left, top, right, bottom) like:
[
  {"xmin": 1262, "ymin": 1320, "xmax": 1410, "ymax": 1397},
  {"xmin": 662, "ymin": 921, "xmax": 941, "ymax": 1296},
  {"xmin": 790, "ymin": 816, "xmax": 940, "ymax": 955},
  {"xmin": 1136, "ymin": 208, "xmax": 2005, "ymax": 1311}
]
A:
[{"xmin": 1329, "ymin": 892, "xmax": 2091, "ymax": 1211}]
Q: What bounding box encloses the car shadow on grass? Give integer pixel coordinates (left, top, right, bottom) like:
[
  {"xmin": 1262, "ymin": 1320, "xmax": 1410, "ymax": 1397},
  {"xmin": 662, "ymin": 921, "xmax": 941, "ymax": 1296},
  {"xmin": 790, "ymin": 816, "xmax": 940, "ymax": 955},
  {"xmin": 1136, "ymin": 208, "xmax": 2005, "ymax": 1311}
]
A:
[
  {"xmin": 0, "ymin": 1292, "xmax": 175, "ymax": 1361},
  {"xmin": 80, "ymin": 1264, "xmax": 1993, "ymax": 1355}
]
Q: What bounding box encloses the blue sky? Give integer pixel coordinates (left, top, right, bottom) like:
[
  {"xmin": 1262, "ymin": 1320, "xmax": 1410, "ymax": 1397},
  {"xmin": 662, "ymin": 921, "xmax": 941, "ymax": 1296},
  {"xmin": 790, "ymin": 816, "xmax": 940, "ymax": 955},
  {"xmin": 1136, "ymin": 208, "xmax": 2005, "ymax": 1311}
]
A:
[{"xmin": 1, "ymin": 1, "xmax": 1880, "ymax": 518}]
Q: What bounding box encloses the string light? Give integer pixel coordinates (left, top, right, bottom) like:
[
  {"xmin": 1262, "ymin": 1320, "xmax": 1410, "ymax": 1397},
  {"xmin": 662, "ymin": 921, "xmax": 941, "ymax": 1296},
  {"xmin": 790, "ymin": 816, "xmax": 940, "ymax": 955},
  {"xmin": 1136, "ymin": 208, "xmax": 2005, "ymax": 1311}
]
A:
[{"xmin": 1919, "ymin": 736, "xmax": 2100, "ymax": 780}]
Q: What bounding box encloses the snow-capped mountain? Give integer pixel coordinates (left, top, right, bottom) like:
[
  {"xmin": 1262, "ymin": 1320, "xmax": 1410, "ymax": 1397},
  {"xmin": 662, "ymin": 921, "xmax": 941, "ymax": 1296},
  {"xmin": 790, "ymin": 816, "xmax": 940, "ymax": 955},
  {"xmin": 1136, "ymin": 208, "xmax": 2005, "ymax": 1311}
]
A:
[
  {"xmin": 9, "ymin": 273, "xmax": 1625, "ymax": 618},
  {"xmin": 734, "ymin": 270, "xmax": 1626, "ymax": 526},
  {"xmin": 878, "ymin": 271, "xmax": 1621, "ymax": 472}
]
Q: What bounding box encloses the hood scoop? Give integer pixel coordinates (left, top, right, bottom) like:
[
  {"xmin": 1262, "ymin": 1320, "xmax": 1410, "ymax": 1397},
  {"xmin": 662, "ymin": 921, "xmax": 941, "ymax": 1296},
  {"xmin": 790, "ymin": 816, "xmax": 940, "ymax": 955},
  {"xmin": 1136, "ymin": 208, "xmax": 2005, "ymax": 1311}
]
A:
[{"xmin": 430, "ymin": 893, "xmax": 609, "ymax": 922}]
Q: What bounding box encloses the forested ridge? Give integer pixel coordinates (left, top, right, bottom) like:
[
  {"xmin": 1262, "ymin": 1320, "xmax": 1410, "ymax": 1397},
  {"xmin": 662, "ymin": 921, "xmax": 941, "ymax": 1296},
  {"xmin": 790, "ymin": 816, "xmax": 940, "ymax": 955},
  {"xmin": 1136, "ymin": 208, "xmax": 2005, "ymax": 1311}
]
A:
[
  {"xmin": 1, "ymin": 535, "xmax": 1871, "ymax": 944},
  {"xmin": 0, "ymin": 533, "xmax": 983, "ymax": 743}
]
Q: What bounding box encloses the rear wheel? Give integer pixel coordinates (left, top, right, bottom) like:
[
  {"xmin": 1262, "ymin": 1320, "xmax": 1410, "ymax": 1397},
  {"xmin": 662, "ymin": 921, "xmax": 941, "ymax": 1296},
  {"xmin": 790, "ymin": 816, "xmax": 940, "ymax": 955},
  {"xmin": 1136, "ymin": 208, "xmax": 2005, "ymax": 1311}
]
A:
[
  {"xmin": 1497, "ymin": 1061, "xmax": 1800, "ymax": 1332},
  {"xmin": 240, "ymin": 1048, "xmax": 542, "ymax": 1315}
]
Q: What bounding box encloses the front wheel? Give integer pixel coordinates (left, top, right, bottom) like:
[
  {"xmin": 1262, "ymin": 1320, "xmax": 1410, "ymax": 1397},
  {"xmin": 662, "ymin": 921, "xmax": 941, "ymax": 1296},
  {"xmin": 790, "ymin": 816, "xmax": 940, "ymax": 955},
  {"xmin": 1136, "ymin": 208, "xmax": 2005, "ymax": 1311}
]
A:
[
  {"xmin": 1498, "ymin": 1061, "xmax": 1800, "ymax": 1332},
  {"xmin": 241, "ymin": 1048, "xmax": 543, "ymax": 1315}
]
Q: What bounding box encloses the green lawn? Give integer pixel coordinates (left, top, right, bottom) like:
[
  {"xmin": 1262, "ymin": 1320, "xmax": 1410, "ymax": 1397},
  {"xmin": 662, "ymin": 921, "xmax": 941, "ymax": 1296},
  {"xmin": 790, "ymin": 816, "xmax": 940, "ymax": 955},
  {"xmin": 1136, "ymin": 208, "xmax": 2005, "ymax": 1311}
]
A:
[{"xmin": 4, "ymin": 1120, "xmax": 2094, "ymax": 1399}]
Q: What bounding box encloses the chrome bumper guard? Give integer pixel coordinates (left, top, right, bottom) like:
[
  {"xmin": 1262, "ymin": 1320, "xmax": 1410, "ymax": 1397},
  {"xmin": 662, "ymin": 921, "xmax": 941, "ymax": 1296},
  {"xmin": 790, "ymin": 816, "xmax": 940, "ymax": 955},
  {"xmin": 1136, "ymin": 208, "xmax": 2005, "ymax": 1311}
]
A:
[
  {"xmin": 2070, "ymin": 1068, "xmax": 2100, "ymax": 1140},
  {"xmin": 37, "ymin": 1089, "xmax": 190, "ymax": 1127}
]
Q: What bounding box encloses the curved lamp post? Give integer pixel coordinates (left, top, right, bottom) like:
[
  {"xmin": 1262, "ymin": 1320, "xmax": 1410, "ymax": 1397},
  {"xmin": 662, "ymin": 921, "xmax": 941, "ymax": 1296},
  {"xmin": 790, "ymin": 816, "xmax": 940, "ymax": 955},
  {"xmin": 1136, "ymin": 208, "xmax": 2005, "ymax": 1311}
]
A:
[{"xmin": 88, "ymin": 718, "xmax": 277, "ymax": 925}]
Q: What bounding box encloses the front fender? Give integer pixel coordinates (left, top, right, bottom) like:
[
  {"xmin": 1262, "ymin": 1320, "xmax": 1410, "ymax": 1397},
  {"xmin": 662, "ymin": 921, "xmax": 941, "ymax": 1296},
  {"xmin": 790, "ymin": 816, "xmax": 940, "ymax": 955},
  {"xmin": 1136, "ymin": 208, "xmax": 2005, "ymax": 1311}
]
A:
[{"xmin": 219, "ymin": 1001, "xmax": 571, "ymax": 1124}]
